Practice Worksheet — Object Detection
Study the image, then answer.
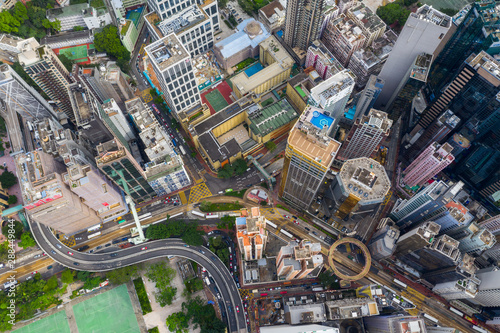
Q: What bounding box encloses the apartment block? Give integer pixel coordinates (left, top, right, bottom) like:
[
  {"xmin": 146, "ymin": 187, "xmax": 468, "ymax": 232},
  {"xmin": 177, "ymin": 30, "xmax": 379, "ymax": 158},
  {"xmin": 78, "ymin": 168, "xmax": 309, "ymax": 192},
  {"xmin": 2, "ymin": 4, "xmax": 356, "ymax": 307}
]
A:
[
  {"xmin": 305, "ymin": 40, "xmax": 344, "ymax": 80},
  {"xmin": 279, "ymin": 106, "xmax": 341, "ymax": 209},
  {"xmin": 0, "ymin": 35, "xmax": 39, "ymax": 55},
  {"xmin": 347, "ymin": 30, "xmax": 396, "ymax": 88},
  {"xmin": 337, "ymin": 109, "xmax": 392, "ymax": 161},
  {"xmin": 126, "ymin": 97, "xmax": 191, "ymax": 196},
  {"xmin": 19, "ymin": 45, "xmax": 73, "ymax": 120},
  {"xmin": 236, "ymin": 207, "xmax": 268, "ymax": 261},
  {"xmin": 424, "ymin": 252, "xmax": 478, "ymax": 285},
  {"xmin": 97, "ymin": 98, "xmax": 136, "ymax": 149},
  {"xmin": 145, "ymin": 34, "xmax": 200, "ymax": 116},
  {"xmin": 393, "ymin": 221, "xmax": 440, "ymax": 256},
  {"xmin": 479, "ymin": 215, "xmax": 500, "ymax": 235},
  {"xmin": 110, "ymin": 0, "xmax": 146, "ymax": 19},
  {"xmin": 16, "ymin": 151, "xmax": 101, "ymax": 234},
  {"xmin": 368, "ymin": 223, "xmax": 400, "ymax": 260},
  {"xmin": 433, "ymin": 200, "xmax": 474, "ymax": 235},
  {"xmin": 326, "ymin": 157, "xmax": 390, "ymax": 219},
  {"xmin": 276, "ymin": 240, "xmax": 323, "ymax": 280},
  {"xmin": 457, "ymin": 223, "xmax": 496, "ymax": 255},
  {"xmin": 258, "ymin": 0, "xmax": 286, "ymax": 32},
  {"xmin": 283, "ymin": 0, "xmax": 324, "ymax": 51},
  {"xmin": 321, "ymin": 14, "xmax": 365, "ymax": 67},
  {"xmin": 473, "ymin": 267, "xmax": 500, "ymax": 307},
  {"xmin": 345, "ymin": 3, "xmax": 385, "ymax": 47},
  {"xmin": 402, "ymin": 142, "xmax": 454, "ymax": 187}
]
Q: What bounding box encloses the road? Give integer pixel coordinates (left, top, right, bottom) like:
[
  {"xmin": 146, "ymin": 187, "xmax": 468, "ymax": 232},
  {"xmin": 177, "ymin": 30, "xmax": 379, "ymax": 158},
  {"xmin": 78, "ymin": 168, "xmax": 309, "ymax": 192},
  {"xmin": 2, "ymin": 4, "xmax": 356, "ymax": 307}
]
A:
[{"xmin": 29, "ymin": 221, "xmax": 247, "ymax": 333}]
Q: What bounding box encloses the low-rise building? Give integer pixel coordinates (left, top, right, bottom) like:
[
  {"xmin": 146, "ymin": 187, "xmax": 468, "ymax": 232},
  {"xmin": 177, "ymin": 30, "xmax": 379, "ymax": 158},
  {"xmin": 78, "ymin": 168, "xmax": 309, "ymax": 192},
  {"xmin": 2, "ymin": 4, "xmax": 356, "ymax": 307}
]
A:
[
  {"xmin": 283, "ymin": 303, "xmax": 327, "ymax": 325},
  {"xmin": 325, "ymin": 298, "xmax": 380, "ymax": 320},
  {"xmin": 40, "ymin": 30, "xmax": 94, "ymax": 49},
  {"xmin": 47, "ymin": 4, "xmax": 110, "ymax": 31},
  {"xmin": 232, "ymin": 35, "xmax": 294, "ymax": 98},
  {"xmin": 276, "ymin": 240, "xmax": 323, "ymax": 280},
  {"xmin": 213, "ymin": 19, "xmax": 270, "ymax": 71},
  {"xmin": 305, "ymin": 40, "xmax": 344, "ymax": 80},
  {"xmin": 236, "ymin": 207, "xmax": 268, "ymax": 261}
]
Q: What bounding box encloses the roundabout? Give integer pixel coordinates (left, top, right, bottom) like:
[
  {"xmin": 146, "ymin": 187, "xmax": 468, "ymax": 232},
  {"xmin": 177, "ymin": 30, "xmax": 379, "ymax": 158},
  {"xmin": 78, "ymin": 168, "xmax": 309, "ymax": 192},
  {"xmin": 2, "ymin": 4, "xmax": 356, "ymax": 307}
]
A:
[{"xmin": 327, "ymin": 237, "xmax": 371, "ymax": 281}]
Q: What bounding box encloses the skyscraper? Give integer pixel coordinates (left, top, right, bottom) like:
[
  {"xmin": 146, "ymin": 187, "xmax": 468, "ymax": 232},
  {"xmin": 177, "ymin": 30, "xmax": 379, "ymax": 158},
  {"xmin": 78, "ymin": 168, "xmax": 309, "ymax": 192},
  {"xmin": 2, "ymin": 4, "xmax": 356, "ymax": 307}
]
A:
[
  {"xmin": 337, "ymin": 109, "xmax": 392, "ymax": 161},
  {"xmin": 432, "ymin": 277, "xmax": 481, "ymax": 300},
  {"xmin": 363, "ymin": 315, "xmax": 426, "ymax": 333},
  {"xmin": 478, "ymin": 214, "xmax": 500, "ymax": 235},
  {"xmin": 368, "ymin": 222, "xmax": 400, "ymax": 261},
  {"xmin": 473, "ymin": 267, "xmax": 500, "ymax": 307},
  {"xmin": 402, "ymin": 142, "xmax": 454, "ymax": 187},
  {"xmin": 279, "ymin": 105, "xmax": 341, "ymax": 210},
  {"xmin": 18, "ymin": 45, "xmax": 73, "ymax": 120},
  {"xmin": 284, "ymin": 0, "xmax": 325, "ymax": 51},
  {"xmin": 393, "ymin": 221, "xmax": 440, "ymax": 256},
  {"xmin": 376, "ymin": 5, "xmax": 451, "ymax": 106},
  {"xmin": 326, "ymin": 157, "xmax": 390, "ymax": 219},
  {"xmin": 425, "ymin": 0, "xmax": 500, "ymax": 97},
  {"xmin": 305, "ymin": 40, "xmax": 344, "ymax": 80}
]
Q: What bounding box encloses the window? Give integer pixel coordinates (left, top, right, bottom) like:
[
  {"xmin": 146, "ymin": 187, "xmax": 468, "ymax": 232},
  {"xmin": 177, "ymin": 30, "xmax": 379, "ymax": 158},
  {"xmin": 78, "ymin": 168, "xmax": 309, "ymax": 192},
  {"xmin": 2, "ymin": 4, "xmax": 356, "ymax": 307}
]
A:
[
  {"xmin": 179, "ymin": 77, "xmax": 184, "ymax": 85},
  {"xmin": 168, "ymin": 84, "xmax": 173, "ymax": 90},
  {"xmin": 160, "ymin": 4, "xmax": 164, "ymax": 10},
  {"xmin": 174, "ymin": 81, "xmax": 179, "ymax": 88}
]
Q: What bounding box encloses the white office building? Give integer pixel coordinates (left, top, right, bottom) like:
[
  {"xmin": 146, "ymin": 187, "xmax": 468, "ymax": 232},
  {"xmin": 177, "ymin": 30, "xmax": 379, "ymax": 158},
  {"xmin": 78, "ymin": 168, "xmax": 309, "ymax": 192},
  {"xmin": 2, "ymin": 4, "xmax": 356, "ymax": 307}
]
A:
[
  {"xmin": 472, "ymin": 267, "xmax": 500, "ymax": 307},
  {"xmin": 376, "ymin": 5, "xmax": 451, "ymax": 108},
  {"xmin": 145, "ymin": 34, "xmax": 200, "ymax": 116},
  {"xmin": 432, "ymin": 277, "xmax": 481, "ymax": 300}
]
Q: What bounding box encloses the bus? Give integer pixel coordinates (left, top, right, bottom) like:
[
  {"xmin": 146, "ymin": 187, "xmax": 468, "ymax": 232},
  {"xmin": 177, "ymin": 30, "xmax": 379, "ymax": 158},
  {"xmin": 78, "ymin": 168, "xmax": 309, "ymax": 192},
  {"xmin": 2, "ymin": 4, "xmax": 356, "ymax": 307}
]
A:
[
  {"xmin": 283, "ymin": 281, "xmax": 291, "ymax": 285},
  {"xmin": 179, "ymin": 146, "xmax": 186, "ymax": 155},
  {"xmin": 423, "ymin": 313, "xmax": 439, "ymax": 323},
  {"xmin": 280, "ymin": 291, "xmax": 288, "ymax": 294},
  {"xmin": 266, "ymin": 221, "xmax": 277, "ymax": 229},
  {"xmin": 465, "ymin": 315, "xmax": 478, "ymax": 325},
  {"xmin": 192, "ymin": 210, "xmax": 205, "ymax": 218},
  {"xmin": 172, "ymin": 139, "xmax": 177, "ymax": 147},
  {"xmin": 169, "ymin": 212, "xmax": 183, "ymax": 219},
  {"xmin": 88, "ymin": 231, "xmax": 102, "ymax": 239},
  {"xmin": 280, "ymin": 229, "xmax": 293, "ymax": 239},
  {"xmin": 88, "ymin": 224, "xmax": 102, "ymax": 233},
  {"xmin": 472, "ymin": 326, "xmax": 488, "ymax": 333},
  {"xmin": 312, "ymin": 287, "xmax": 324, "ymax": 292},
  {"xmin": 449, "ymin": 307, "xmax": 464, "ymax": 317},
  {"xmin": 393, "ymin": 278, "xmax": 407, "ymax": 289},
  {"xmin": 138, "ymin": 213, "xmax": 152, "ymax": 221},
  {"xmin": 206, "ymin": 213, "xmax": 218, "ymax": 219}
]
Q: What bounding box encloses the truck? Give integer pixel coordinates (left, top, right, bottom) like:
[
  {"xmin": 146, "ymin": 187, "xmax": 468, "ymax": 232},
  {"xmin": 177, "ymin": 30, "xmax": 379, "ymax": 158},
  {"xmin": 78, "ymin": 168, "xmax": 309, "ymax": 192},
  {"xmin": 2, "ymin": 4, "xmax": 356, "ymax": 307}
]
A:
[{"xmin": 179, "ymin": 146, "xmax": 186, "ymax": 155}]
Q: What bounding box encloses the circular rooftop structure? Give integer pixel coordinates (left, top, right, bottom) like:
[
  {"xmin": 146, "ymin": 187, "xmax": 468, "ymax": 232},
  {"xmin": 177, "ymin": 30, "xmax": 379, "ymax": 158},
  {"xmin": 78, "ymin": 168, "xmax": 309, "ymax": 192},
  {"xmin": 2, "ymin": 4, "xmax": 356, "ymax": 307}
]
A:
[
  {"xmin": 327, "ymin": 237, "xmax": 371, "ymax": 281},
  {"xmin": 245, "ymin": 20, "xmax": 263, "ymax": 39}
]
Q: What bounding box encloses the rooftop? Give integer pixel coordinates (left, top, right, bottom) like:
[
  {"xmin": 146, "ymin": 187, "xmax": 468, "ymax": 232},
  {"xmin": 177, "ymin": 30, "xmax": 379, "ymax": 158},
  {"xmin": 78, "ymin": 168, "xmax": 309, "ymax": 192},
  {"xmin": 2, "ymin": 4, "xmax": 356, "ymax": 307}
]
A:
[
  {"xmin": 310, "ymin": 70, "xmax": 355, "ymax": 103},
  {"xmin": 347, "ymin": 2, "xmax": 385, "ymax": 34},
  {"xmin": 467, "ymin": 50, "xmax": 500, "ymax": 82},
  {"xmin": 284, "ymin": 303, "xmax": 326, "ymax": 325},
  {"xmin": 331, "ymin": 14, "xmax": 366, "ymax": 45},
  {"xmin": 231, "ymin": 35, "xmax": 294, "ymax": 95},
  {"xmin": 145, "ymin": 34, "xmax": 190, "ymax": 71},
  {"xmin": 248, "ymin": 98, "xmax": 298, "ymax": 137},
  {"xmin": 414, "ymin": 5, "xmax": 451, "ymax": 27},
  {"xmin": 339, "ymin": 157, "xmax": 390, "ymax": 201},
  {"xmin": 326, "ymin": 298, "xmax": 379, "ymax": 319},
  {"xmin": 40, "ymin": 30, "xmax": 93, "ymax": 46},
  {"xmin": 156, "ymin": 5, "xmax": 208, "ymax": 37},
  {"xmin": 215, "ymin": 19, "xmax": 270, "ymax": 59},
  {"xmin": 410, "ymin": 53, "xmax": 433, "ymax": 82},
  {"xmin": 288, "ymin": 106, "xmax": 341, "ymax": 169},
  {"xmin": 47, "ymin": 3, "xmax": 89, "ymax": 20},
  {"xmin": 360, "ymin": 109, "xmax": 392, "ymax": 133},
  {"xmin": 259, "ymin": 0, "xmax": 285, "ymax": 19},
  {"xmin": 307, "ymin": 40, "xmax": 344, "ymax": 75}
]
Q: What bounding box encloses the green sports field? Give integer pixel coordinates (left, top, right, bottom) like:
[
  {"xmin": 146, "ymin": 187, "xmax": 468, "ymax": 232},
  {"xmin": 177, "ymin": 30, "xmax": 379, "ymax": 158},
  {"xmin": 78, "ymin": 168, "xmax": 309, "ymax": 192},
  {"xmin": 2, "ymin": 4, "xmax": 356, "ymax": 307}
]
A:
[
  {"xmin": 13, "ymin": 310, "xmax": 70, "ymax": 333},
  {"xmin": 73, "ymin": 285, "xmax": 140, "ymax": 333},
  {"xmin": 58, "ymin": 45, "xmax": 88, "ymax": 60},
  {"xmin": 205, "ymin": 89, "xmax": 229, "ymax": 112}
]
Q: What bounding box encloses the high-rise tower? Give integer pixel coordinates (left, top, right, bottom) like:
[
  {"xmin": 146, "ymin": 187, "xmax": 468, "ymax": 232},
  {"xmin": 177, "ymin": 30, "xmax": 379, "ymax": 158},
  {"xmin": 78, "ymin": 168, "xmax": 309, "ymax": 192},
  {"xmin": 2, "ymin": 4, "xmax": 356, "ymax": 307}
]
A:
[{"xmin": 284, "ymin": 0, "xmax": 325, "ymax": 51}]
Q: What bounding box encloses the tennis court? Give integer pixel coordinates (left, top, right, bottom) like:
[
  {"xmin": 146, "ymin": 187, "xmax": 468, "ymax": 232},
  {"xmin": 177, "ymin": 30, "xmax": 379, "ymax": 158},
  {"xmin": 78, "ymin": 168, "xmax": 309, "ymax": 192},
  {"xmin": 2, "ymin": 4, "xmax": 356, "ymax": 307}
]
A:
[
  {"xmin": 205, "ymin": 89, "xmax": 229, "ymax": 113},
  {"xmin": 13, "ymin": 310, "xmax": 70, "ymax": 333},
  {"xmin": 73, "ymin": 285, "xmax": 140, "ymax": 333},
  {"xmin": 58, "ymin": 45, "xmax": 88, "ymax": 61},
  {"xmin": 126, "ymin": 7, "xmax": 144, "ymax": 27}
]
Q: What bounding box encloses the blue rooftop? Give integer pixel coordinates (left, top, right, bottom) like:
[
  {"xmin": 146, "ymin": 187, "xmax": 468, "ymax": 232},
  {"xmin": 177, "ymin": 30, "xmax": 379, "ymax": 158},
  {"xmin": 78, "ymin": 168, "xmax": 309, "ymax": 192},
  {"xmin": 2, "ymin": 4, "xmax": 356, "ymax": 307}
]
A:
[
  {"xmin": 310, "ymin": 110, "xmax": 334, "ymax": 130},
  {"xmin": 215, "ymin": 19, "xmax": 270, "ymax": 59},
  {"xmin": 344, "ymin": 106, "xmax": 356, "ymax": 120},
  {"xmin": 236, "ymin": 217, "xmax": 247, "ymax": 225}
]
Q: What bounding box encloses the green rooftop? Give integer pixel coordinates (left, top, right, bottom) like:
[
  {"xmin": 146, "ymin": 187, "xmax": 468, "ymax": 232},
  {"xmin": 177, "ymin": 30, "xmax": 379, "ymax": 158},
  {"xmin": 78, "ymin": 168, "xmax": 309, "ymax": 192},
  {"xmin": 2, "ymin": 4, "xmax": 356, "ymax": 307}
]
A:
[
  {"xmin": 248, "ymin": 98, "xmax": 298, "ymax": 137},
  {"xmin": 295, "ymin": 86, "xmax": 306, "ymax": 98},
  {"xmin": 121, "ymin": 20, "xmax": 132, "ymax": 36}
]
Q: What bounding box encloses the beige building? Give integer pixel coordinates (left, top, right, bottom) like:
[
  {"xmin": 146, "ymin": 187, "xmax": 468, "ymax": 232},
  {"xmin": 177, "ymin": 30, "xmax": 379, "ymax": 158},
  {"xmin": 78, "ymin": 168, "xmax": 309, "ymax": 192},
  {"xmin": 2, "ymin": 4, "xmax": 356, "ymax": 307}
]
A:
[
  {"xmin": 325, "ymin": 298, "xmax": 379, "ymax": 320},
  {"xmin": 258, "ymin": 0, "xmax": 286, "ymax": 32},
  {"xmin": 231, "ymin": 35, "xmax": 294, "ymax": 98},
  {"xmin": 236, "ymin": 207, "xmax": 268, "ymax": 261},
  {"xmin": 345, "ymin": 3, "xmax": 386, "ymax": 47},
  {"xmin": 276, "ymin": 240, "xmax": 323, "ymax": 280},
  {"xmin": 17, "ymin": 151, "xmax": 102, "ymax": 234}
]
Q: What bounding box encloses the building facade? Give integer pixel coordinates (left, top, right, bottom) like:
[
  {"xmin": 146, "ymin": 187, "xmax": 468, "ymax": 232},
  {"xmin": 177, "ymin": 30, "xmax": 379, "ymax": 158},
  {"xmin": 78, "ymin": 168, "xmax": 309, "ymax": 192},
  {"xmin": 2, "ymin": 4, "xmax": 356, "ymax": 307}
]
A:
[{"xmin": 283, "ymin": 0, "xmax": 325, "ymax": 51}]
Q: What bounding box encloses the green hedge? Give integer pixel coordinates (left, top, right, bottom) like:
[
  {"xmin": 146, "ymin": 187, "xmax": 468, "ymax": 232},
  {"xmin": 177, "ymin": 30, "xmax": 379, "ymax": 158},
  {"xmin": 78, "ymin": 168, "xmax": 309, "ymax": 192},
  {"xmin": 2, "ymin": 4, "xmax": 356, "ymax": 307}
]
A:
[
  {"xmin": 224, "ymin": 189, "xmax": 246, "ymax": 198},
  {"xmin": 148, "ymin": 328, "xmax": 160, "ymax": 333},
  {"xmin": 200, "ymin": 201, "xmax": 242, "ymax": 212},
  {"xmin": 133, "ymin": 278, "xmax": 152, "ymax": 314},
  {"xmin": 276, "ymin": 204, "xmax": 290, "ymax": 212}
]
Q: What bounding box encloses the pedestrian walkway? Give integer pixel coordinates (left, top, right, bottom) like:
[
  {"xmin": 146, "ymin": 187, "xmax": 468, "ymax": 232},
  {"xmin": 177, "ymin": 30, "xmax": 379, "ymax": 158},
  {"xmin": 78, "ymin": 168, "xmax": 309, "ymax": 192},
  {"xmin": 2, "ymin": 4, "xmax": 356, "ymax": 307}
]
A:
[
  {"xmin": 141, "ymin": 89, "xmax": 152, "ymax": 103},
  {"xmin": 187, "ymin": 182, "xmax": 212, "ymax": 204},
  {"xmin": 178, "ymin": 191, "xmax": 188, "ymax": 205},
  {"xmin": 54, "ymin": 231, "xmax": 75, "ymax": 247}
]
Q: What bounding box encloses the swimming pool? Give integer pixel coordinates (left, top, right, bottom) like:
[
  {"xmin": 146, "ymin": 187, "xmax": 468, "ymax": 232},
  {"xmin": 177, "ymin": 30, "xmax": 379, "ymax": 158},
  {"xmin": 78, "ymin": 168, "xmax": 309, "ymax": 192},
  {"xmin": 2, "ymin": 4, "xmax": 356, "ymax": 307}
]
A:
[
  {"xmin": 244, "ymin": 62, "xmax": 264, "ymax": 77},
  {"xmin": 310, "ymin": 110, "xmax": 334, "ymax": 130}
]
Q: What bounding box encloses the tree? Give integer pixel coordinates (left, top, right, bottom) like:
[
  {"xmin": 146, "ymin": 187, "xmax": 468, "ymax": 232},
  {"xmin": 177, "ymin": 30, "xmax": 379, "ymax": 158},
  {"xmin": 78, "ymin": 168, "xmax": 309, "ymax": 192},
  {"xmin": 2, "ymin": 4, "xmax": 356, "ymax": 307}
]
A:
[
  {"xmin": 0, "ymin": 170, "xmax": 17, "ymax": 188},
  {"xmin": 233, "ymin": 158, "xmax": 248, "ymax": 176},
  {"xmin": 61, "ymin": 270, "xmax": 74, "ymax": 284},
  {"xmin": 155, "ymin": 286, "xmax": 177, "ymax": 306},
  {"xmin": 145, "ymin": 223, "xmax": 171, "ymax": 239},
  {"xmin": 106, "ymin": 265, "xmax": 138, "ymax": 284},
  {"xmin": 19, "ymin": 231, "xmax": 36, "ymax": 248},
  {"xmin": 83, "ymin": 276, "xmax": 102, "ymax": 290},
  {"xmin": 0, "ymin": 11, "xmax": 21, "ymax": 33},
  {"xmin": 217, "ymin": 215, "xmax": 235, "ymax": 230},
  {"xmin": 146, "ymin": 262, "xmax": 176, "ymax": 288},
  {"xmin": 265, "ymin": 140, "xmax": 277, "ymax": 152},
  {"xmin": 376, "ymin": 2, "xmax": 411, "ymax": 26},
  {"xmin": 182, "ymin": 296, "xmax": 227, "ymax": 332},
  {"xmin": 44, "ymin": 276, "xmax": 58, "ymax": 292},
  {"xmin": 318, "ymin": 269, "xmax": 339, "ymax": 289},
  {"xmin": 7, "ymin": 195, "xmax": 17, "ymax": 205},
  {"xmin": 0, "ymin": 241, "xmax": 8, "ymax": 262},
  {"xmin": 76, "ymin": 270, "xmax": 92, "ymax": 281},
  {"xmin": 181, "ymin": 228, "xmax": 204, "ymax": 246},
  {"xmin": 73, "ymin": 25, "xmax": 84, "ymax": 31},
  {"xmin": 11, "ymin": 2, "xmax": 28, "ymax": 22},
  {"xmin": 2, "ymin": 220, "xmax": 24, "ymax": 239},
  {"xmin": 217, "ymin": 0, "xmax": 228, "ymax": 8},
  {"xmin": 166, "ymin": 312, "xmax": 189, "ymax": 333},
  {"xmin": 94, "ymin": 25, "xmax": 131, "ymax": 73},
  {"xmin": 217, "ymin": 163, "xmax": 234, "ymax": 179},
  {"xmin": 58, "ymin": 54, "xmax": 73, "ymax": 71},
  {"xmin": 260, "ymin": 200, "xmax": 268, "ymax": 206},
  {"xmin": 439, "ymin": 7, "xmax": 458, "ymax": 16}
]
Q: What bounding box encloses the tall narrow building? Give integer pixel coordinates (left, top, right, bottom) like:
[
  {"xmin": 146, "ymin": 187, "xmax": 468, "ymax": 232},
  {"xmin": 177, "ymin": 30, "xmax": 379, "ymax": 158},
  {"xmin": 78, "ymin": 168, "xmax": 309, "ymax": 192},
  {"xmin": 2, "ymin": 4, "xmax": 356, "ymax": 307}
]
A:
[
  {"xmin": 337, "ymin": 109, "xmax": 392, "ymax": 161},
  {"xmin": 402, "ymin": 142, "xmax": 454, "ymax": 187},
  {"xmin": 18, "ymin": 45, "xmax": 73, "ymax": 120},
  {"xmin": 279, "ymin": 105, "xmax": 341, "ymax": 210},
  {"xmin": 284, "ymin": 0, "xmax": 325, "ymax": 51}
]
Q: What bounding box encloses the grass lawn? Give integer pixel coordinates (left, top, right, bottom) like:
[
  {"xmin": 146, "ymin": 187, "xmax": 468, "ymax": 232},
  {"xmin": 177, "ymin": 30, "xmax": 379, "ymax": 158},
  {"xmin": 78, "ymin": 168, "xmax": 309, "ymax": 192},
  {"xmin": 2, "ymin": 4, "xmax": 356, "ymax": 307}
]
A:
[
  {"xmin": 200, "ymin": 202, "xmax": 242, "ymax": 212},
  {"xmin": 224, "ymin": 189, "xmax": 246, "ymax": 198},
  {"xmin": 235, "ymin": 58, "xmax": 256, "ymax": 71}
]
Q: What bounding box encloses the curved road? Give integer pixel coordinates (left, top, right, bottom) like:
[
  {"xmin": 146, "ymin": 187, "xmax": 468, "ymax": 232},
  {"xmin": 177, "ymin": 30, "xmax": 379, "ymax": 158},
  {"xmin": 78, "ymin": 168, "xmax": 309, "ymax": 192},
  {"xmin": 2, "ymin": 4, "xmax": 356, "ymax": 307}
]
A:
[{"xmin": 30, "ymin": 221, "xmax": 246, "ymax": 333}]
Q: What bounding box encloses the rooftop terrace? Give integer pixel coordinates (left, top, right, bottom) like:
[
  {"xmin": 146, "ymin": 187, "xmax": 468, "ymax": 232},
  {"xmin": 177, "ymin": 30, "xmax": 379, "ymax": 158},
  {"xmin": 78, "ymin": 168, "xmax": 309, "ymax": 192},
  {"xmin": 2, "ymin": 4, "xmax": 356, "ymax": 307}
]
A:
[
  {"xmin": 339, "ymin": 157, "xmax": 390, "ymax": 201},
  {"xmin": 410, "ymin": 53, "xmax": 433, "ymax": 82},
  {"xmin": 145, "ymin": 34, "xmax": 189, "ymax": 71}
]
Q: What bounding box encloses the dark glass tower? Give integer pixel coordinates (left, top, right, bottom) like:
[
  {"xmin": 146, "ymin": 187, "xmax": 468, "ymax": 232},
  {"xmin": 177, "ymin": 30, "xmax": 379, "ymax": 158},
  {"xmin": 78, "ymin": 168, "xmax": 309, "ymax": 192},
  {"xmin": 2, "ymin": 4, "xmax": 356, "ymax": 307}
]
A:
[{"xmin": 425, "ymin": 0, "xmax": 500, "ymax": 99}]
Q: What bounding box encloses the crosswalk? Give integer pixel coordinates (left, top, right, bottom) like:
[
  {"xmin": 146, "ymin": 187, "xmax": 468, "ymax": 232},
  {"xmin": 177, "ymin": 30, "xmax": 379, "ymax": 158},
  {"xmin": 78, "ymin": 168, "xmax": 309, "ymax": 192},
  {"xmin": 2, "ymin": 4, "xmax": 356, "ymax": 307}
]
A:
[{"xmin": 187, "ymin": 182, "xmax": 212, "ymax": 204}]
